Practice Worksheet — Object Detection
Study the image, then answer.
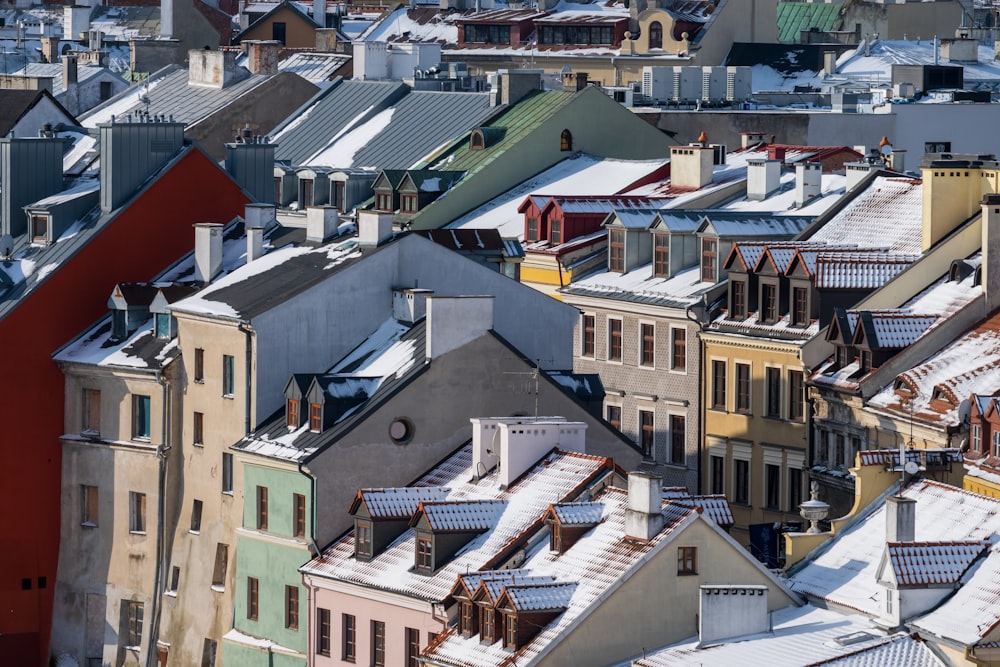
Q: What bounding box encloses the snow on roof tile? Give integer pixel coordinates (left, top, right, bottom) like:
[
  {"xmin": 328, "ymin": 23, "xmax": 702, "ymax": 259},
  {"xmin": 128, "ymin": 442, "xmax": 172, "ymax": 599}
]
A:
[
  {"xmin": 814, "ymin": 253, "xmax": 916, "ymax": 289},
  {"xmin": 911, "ymin": 544, "xmax": 1000, "ymax": 645},
  {"xmin": 417, "ymin": 499, "xmax": 506, "ymax": 532},
  {"xmin": 866, "ymin": 313, "xmax": 938, "ymax": 349},
  {"xmin": 808, "ymin": 176, "xmax": 924, "ymax": 255},
  {"xmin": 550, "ymin": 501, "xmax": 604, "ymax": 526},
  {"xmin": 503, "ymin": 581, "xmax": 576, "ymax": 612},
  {"xmin": 685, "ymin": 495, "xmax": 735, "ymax": 527},
  {"xmin": 886, "ymin": 540, "xmax": 987, "ymax": 587},
  {"xmin": 460, "ymin": 571, "xmax": 556, "ymax": 602},
  {"xmin": 357, "ymin": 487, "xmax": 450, "ymax": 519}
]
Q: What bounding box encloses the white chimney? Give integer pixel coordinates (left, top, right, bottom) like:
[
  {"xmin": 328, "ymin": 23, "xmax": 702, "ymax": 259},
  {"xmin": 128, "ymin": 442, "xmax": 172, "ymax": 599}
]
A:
[
  {"xmin": 392, "ymin": 287, "xmax": 433, "ymax": 324},
  {"xmin": 625, "ymin": 471, "xmax": 664, "ymax": 541},
  {"xmin": 425, "ymin": 296, "xmax": 493, "ymax": 360},
  {"xmin": 890, "ymin": 149, "xmax": 906, "ymax": 173},
  {"xmin": 306, "ymin": 206, "xmax": 338, "ymax": 242},
  {"xmin": 357, "ymin": 209, "xmax": 394, "ymax": 247},
  {"xmin": 244, "ymin": 204, "xmax": 270, "ymax": 262},
  {"xmin": 497, "ymin": 419, "xmax": 586, "ymax": 488},
  {"xmin": 740, "ymin": 131, "xmax": 766, "ymax": 149},
  {"xmin": 670, "ymin": 145, "xmax": 714, "ymax": 189},
  {"xmin": 194, "ymin": 223, "xmax": 223, "ymax": 283},
  {"xmin": 885, "ymin": 495, "xmax": 916, "ymax": 543},
  {"xmin": 845, "ymin": 160, "xmax": 879, "ymax": 191},
  {"xmin": 794, "ymin": 162, "xmax": 822, "ymax": 206},
  {"xmin": 698, "ymin": 586, "xmax": 769, "ymax": 645},
  {"xmin": 747, "ymin": 158, "xmax": 780, "ymax": 201}
]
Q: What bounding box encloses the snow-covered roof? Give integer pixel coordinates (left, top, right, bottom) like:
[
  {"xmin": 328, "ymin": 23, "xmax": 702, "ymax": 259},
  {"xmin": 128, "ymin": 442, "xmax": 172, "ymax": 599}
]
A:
[
  {"xmin": 883, "ymin": 540, "xmax": 987, "ymax": 587},
  {"xmin": 911, "ymin": 542, "xmax": 1000, "ymax": 645},
  {"xmin": 549, "ymin": 501, "xmax": 603, "ymax": 526},
  {"xmin": 809, "ymin": 176, "xmax": 923, "ymax": 255},
  {"xmin": 355, "ymin": 487, "xmax": 450, "ymax": 519},
  {"xmin": 837, "ymin": 39, "xmax": 1000, "ymax": 86},
  {"xmin": 416, "ymin": 499, "xmax": 506, "ymax": 532}
]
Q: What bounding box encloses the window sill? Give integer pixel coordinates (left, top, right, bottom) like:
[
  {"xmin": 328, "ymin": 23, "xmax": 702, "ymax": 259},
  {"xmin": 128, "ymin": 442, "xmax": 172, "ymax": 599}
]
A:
[
  {"xmin": 193, "ymin": 442, "xmax": 204, "ymax": 448},
  {"xmin": 189, "ymin": 530, "xmax": 200, "ymax": 535},
  {"xmin": 677, "ymin": 571, "xmax": 698, "ymax": 576},
  {"xmin": 129, "ymin": 530, "xmax": 147, "ymax": 536},
  {"xmin": 194, "ymin": 379, "xmax": 205, "ymax": 384},
  {"xmin": 708, "ymin": 407, "xmax": 728, "ymax": 413},
  {"xmin": 222, "ymin": 394, "xmax": 235, "ymax": 400},
  {"xmin": 222, "ymin": 491, "xmax": 234, "ymax": 496},
  {"xmin": 132, "ymin": 436, "xmax": 151, "ymax": 443},
  {"xmin": 668, "ymin": 368, "xmax": 687, "ymax": 375},
  {"xmin": 665, "ymin": 462, "xmax": 687, "ymax": 470},
  {"xmin": 639, "ymin": 363, "xmax": 656, "ymax": 370},
  {"xmin": 164, "ymin": 591, "xmax": 177, "ymax": 598},
  {"xmin": 81, "ymin": 522, "xmax": 97, "ymax": 528},
  {"xmin": 210, "ymin": 584, "xmax": 225, "ymax": 593}
]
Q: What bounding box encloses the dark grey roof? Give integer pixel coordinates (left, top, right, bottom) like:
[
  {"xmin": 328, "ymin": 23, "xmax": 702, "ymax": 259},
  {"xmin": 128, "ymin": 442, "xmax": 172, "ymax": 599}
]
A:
[
  {"xmin": 270, "ymin": 79, "xmax": 408, "ymax": 164},
  {"xmin": 558, "ymin": 285, "xmax": 701, "ymax": 309}
]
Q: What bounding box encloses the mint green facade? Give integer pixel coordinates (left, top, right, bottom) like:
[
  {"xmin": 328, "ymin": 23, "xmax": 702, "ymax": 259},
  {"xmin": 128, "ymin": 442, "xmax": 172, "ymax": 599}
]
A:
[{"xmin": 223, "ymin": 461, "xmax": 313, "ymax": 666}]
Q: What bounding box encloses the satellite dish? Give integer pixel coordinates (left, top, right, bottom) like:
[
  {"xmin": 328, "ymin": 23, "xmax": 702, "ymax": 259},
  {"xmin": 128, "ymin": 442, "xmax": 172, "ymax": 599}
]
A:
[
  {"xmin": 904, "ymin": 460, "xmax": 919, "ymax": 475},
  {"xmin": 0, "ymin": 234, "xmax": 13, "ymax": 260}
]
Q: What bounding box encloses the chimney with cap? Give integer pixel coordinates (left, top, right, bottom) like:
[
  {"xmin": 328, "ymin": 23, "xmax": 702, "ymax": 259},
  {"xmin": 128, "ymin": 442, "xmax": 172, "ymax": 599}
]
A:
[
  {"xmin": 243, "ymin": 203, "xmax": 272, "ymax": 263},
  {"xmin": 794, "ymin": 162, "xmax": 822, "ymax": 207}
]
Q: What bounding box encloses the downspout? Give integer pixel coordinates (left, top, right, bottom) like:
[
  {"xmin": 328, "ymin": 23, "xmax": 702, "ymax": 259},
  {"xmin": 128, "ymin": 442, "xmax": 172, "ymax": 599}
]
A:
[
  {"xmin": 298, "ymin": 461, "xmax": 321, "ymax": 558},
  {"xmin": 688, "ymin": 304, "xmax": 705, "ymax": 495},
  {"xmin": 147, "ymin": 369, "xmax": 170, "ymax": 667},
  {"xmin": 239, "ymin": 322, "xmax": 254, "ymax": 435}
]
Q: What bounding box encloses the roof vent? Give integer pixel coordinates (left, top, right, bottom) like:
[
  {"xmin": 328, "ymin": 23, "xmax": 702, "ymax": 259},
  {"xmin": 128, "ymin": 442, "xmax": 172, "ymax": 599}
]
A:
[{"xmin": 833, "ymin": 631, "xmax": 877, "ymax": 647}]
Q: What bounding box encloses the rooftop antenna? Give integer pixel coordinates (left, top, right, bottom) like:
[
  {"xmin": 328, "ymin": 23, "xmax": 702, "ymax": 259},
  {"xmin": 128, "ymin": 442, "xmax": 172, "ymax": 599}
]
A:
[{"xmin": 504, "ymin": 358, "xmax": 552, "ymax": 419}]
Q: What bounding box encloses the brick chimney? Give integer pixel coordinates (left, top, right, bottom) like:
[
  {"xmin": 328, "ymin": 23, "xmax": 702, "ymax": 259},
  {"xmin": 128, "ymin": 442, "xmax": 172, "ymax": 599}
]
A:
[
  {"xmin": 245, "ymin": 40, "xmax": 280, "ymax": 76},
  {"xmin": 41, "ymin": 36, "xmax": 59, "ymax": 63},
  {"xmin": 624, "ymin": 471, "xmax": 664, "ymax": 541}
]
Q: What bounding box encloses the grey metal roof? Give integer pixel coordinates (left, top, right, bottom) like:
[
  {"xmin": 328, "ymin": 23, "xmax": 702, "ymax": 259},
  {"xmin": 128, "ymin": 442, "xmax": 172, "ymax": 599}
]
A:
[
  {"xmin": 558, "ymin": 284, "xmax": 701, "ymax": 310},
  {"xmin": 270, "ymin": 79, "xmax": 407, "ymax": 164},
  {"xmin": 17, "ymin": 63, "xmax": 114, "ymax": 97}
]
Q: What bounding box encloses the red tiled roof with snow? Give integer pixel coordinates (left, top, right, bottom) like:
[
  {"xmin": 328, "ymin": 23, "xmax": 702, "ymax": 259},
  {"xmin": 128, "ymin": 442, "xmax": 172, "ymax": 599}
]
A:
[
  {"xmin": 862, "ymin": 313, "xmax": 939, "ymax": 349},
  {"xmin": 549, "ymin": 501, "xmax": 604, "ymax": 526},
  {"xmin": 501, "ymin": 581, "xmax": 576, "ymax": 612},
  {"xmin": 685, "ymin": 495, "xmax": 735, "ymax": 527},
  {"xmin": 352, "ymin": 486, "xmax": 450, "ymax": 519},
  {"xmin": 808, "ymin": 176, "xmax": 924, "ymax": 255},
  {"xmin": 415, "ymin": 499, "xmax": 508, "ymax": 532},
  {"xmin": 885, "ymin": 540, "xmax": 987, "ymax": 587},
  {"xmin": 814, "ymin": 253, "xmax": 917, "ymax": 289}
]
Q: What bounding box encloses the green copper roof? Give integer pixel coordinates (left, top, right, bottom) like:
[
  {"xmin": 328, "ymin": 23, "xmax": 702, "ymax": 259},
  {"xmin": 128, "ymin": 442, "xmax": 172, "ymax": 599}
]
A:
[{"xmin": 776, "ymin": 1, "xmax": 842, "ymax": 43}]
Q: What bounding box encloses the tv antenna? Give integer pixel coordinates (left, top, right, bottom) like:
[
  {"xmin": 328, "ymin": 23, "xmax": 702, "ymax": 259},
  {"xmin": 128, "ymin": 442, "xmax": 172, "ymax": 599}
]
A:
[{"xmin": 504, "ymin": 358, "xmax": 551, "ymax": 419}]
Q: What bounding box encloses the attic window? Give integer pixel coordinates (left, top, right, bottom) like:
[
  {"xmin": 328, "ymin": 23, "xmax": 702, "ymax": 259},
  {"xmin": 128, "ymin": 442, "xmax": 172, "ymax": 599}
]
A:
[
  {"xmin": 30, "ymin": 215, "xmax": 49, "ymax": 244},
  {"xmin": 470, "ymin": 130, "xmax": 485, "ymax": 150},
  {"xmin": 893, "ymin": 378, "xmax": 914, "ymax": 397},
  {"xmin": 653, "ymin": 234, "xmax": 669, "ymax": 277},
  {"xmin": 609, "ymin": 230, "xmax": 625, "ymax": 272},
  {"xmin": 355, "ymin": 520, "xmax": 373, "ymax": 560},
  {"xmin": 459, "ymin": 601, "xmax": 478, "ymax": 637},
  {"xmin": 155, "ymin": 313, "xmax": 174, "ymax": 339},
  {"xmin": 309, "ymin": 403, "xmax": 322, "ymax": 432},
  {"xmin": 401, "ymin": 194, "xmax": 418, "ymax": 213},
  {"xmin": 480, "ymin": 606, "xmax": 497, "ymax": 644},
  {"xmin": 648, "ymin": 21, "xmax": 663, "ymax": 49},
  {"xmin": 286, "ymin": 399, "xmax": 299, "ymax": 429},
  {"xmin": 560, "ymin": 129, "xmax": 573, "ymax": 152},
  {"xmin": 415, "ymin": 535, "xmax": 433, "ymax": 572},
  {"xmin": 502, "ymin": 613, "xmax": 518, "ymax": 650},
  {"xmin": 526, "ymin": 217, "xmax": 539, "ymax": 242}
]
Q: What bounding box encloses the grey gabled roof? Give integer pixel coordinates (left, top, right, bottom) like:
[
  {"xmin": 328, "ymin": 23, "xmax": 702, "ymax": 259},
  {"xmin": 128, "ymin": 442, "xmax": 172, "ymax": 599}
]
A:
[{"xmin": 270, "ymin": 79, "xmax": 408, "ymax": 164}]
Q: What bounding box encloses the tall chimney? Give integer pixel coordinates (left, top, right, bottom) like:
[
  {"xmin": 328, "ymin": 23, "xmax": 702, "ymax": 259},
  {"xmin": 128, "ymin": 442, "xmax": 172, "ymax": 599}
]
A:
[
  {"xmin": 981, "ymin": 194, "xmax": 1000, "ymax": 316},
  {"xmin": 62, "ymin": 54, "xmax": 79, "ymax": 114},
  {"xmin": 624, "ymin": 471, "xmax": 664, "ymax": 541},
  {"xmin": 885, "ymin": 495, "xmax": 916, "ymax": 543},
  {"xmin": 41, "ymin": 36, "xmax": 60, "ymax": 63},
  {"xmin": 243, "ymin": 203, "xmax": 272, "ymax": 263},
  {"xmin": 747, "ymin": 158, "xmax": 781, "ymax": 201},
  {"xmin": 794, "ymin": 162, "xmax": 822, "ymax": 207},
  {"xmin": 194, "ymin": 223, "xmax": 224, "ymax": 283}
]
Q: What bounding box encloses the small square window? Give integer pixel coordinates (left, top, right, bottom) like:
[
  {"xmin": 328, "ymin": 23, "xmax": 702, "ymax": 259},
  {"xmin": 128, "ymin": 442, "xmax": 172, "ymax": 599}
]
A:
[{"xmin": 677, "ymin": 546, "xmax": 697, "ymax": 574}]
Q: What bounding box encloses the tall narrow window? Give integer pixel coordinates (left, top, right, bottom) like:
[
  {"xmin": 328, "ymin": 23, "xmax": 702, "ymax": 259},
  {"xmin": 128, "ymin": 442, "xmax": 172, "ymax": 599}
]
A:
[
  {"xmin": 734, "ymin": 459, "xmax": 750, "ymax": 504},
  {"xmin": 193, "ymin": 412, "xmax": 204, "ymax": 445},
  {"xmin": 669, "ymin": 415, "xmax": 685, "ymax": 465},
  {"xmin": 765, "ymin": 367, "xmax": 781, "ymax": 418},
  {"xmin": 788, "ymin": 370, "xmax": 804, "ymax": 421},
  {"xmin": 731, "ymin": 280, "xmax": 746, "ymax": 319},
  {"xmin": 645, "ymin": 235, "xmax": 667, "ymax": 281},
  {"xmin": 300, "ymin": 178, "xmax": 313, "ymax": 206},
  {"xmin": 671, "ymin": 327, "xmax": 686, "ymax": 371},
  {"xmin": 286, "ymin": 399, "xmax": 299, "ymax": 428},
  {"xmin": 788, "ymin": 467, "xmax": 803, "ymax": 509},
  {"xmin": 701, "ymin": 238, "xmax": 717, "ymax": 282},
  {"xmin": 460, "ymin": 601, "xmax": 477, "ymax": 636},
  {"xmin": 168, "ymin": 566, "xmax": 180, "ymax": 594},
  {"xmin": 710, "ymin": 455, "xmax": 724, "ymax": 494},
  {"xmin": 640, "ymin": 410, "xmax": 654, "ymax": 458},
  {"xmin": 317, "ymin": 608, "xmax": 331, "ymax": 656},
  {"xmin": 285, "ymin": 586, "xmax": 299, "ymax": 629},
  {"xmin": 406, "ymin": 627, "xmax": 420, "ymax": 667},
  {"xmin": 222, "ymin": 355, "xmax": 235, "ymax": 397},
  {"xmin": 129, "ymin": 492, "xmax": 146, "ymax": 533},
  {"xmin": 609, "ymin": 230, "xmax": 625, "ymax": 272},
  {"xmin": 550, "ymin": 219, "xmax": 562, "ymax": 245},
  {"xmin": 132, "ymin": 395, "xmax": 151, "ymax": 440},
  {"xmin": 201, "ymin": 639, "xmax": 217, "ymax": 667},
  {"xmin": 560, "ymin": 129, "xmax": 573, "ymax": 152},
  {"xmin": 640, "ymin": 323, "xmax": 655, "ymax": 367},
  {"xmin": 481, "ymin": 607, "xmax": 495, "ymax": 643},
  {"xmin": 581, "ymin": 314, "xmax": 595, "ymax": 357},
  {"xmin": 247, "ymin": 577, "xmax": 258, "ymax": 620},
  {"xmin": 212, "ymin": 543, "xmax": 228, "ymax": 588},
  {"xmin": 648, "ymin": 20, "xmax": 663, "ymax": 49},
  {"xmin": 765, "ymin": 463, "xmax": 781, "ymax": 510},
  {"xmin": 256, "ymin": 486, "xmax": 268, "ymax": 531},
  {"xmin": 992, "ymin": 431, "xmax": 1000, "ymax": 458},
  {"xmin": 356, "ymin": 521, "xmax": 373, "ymax": 558},
  {"xmin": 792, "ymin": 287, "xmax": 808, "ymax": 326},
  {"xmin": 677, "ymin": 546, "xmax": 696, "ymax": 574},
  {"xmin": 342, "ymin": 614, "xmax": 356, "ymax": 661},
  {"xmin": 608, "ymin": 318, "xmax": 622, "ymax": 361},
  {"xmin": 190, "ymin": 499, "xmax": 203, "ymax": 533},
  {"xmin": 606, "ymin": 405, "xmax": 621, "ymax": 431},
  {"xmin": 124, "ymin": 600, "xmax": 143, "ymax": 648},
  {"xmin": 309, "ymin": 403, "xmax": 322, "ymax": 432},
  {"xmin": 735, "ymin": 363, "xmax": 751, "ymax": 413},
  {"xmin": 222, "ymin": 453, "xmax": 233, "ymax": 494},
  {"xmin": 526, "ymin": 217, "xmax": 539, "ymax": 241},
  {"xmin": 416, "ymin": 536, "xmax": 433, "ymax": 571},
  {"xmin": 293, "ymin": 493, "xmax": 306, "ymax": 538},
  {"xmin": 82, "ymin": 485, "xmax": 99, "ymax": 526},
  {"xmin": 82, "ymin": 388, "xmax": 101, "ymax": 433},
  {"xmin": 761, "ymin": 283, "xmax": 777, "ymax": 323},
  {"xmin": 194, "ymin": 348, "xmax": 204, "ymax": 382},
  {"xmin": 711, "ymin": 360, "xmax": 726, "ymax": 410},
  {"xmin": 972, "ymin": 423, "xmax": 983, "ymax": 455},
  {"xmin": 274, "ymin": 176, "xmax": 283, "ymax": 205},
  {"xmin": 503, "ymin": 614, "xmax": 517, "ymax": 649},
  {"xmin": 371, "ymin": 620, "xmax": 386, "ymax": 667}
]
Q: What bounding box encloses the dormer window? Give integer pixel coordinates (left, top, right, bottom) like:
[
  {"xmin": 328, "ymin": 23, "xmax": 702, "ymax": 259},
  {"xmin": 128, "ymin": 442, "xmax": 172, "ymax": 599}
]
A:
[
  {"xmin": 154, "ymin": 313, "xmax": 174, "ymax": 339},
  {"xmin": 550, "ymin": 219, "xmax": 562, "ymax": 245},
  {"xmin": 309, "ymin": 403, "xmax": 322, "ymax": 432},
  {"xmin": 791, "ymin": 287, "xmax": 808, "ymax": 327},
  {"xmin": 730, "ymin": 280, "xmax": 746, "ymax": 319},
  {"xmin": 459, "ymin": 601, "xmax": 478, "ymax": 637},
  {"xmin": 526, "ymin": 217, "xmax": 539, "ymax": 242},
  {"xmin": 401, "ymin": 194, "xmax": 417, "ymax": 213},
  {"xmin": 972, "ymin": 423, "xmax": 982, "ymax": 454},
  {"xmin": 560, "ymin": 129, "xmax": 573, "ymax": 152},
  {"xmin": 653, "ymin": 234, "xmax": 669, "ymax": 277},
  {"xmin": 701, "ymin": 238, "xmax": 718, "ymax": 282},
  {"xmin": 355, "ymin": 520, "xmax": 372, "ymax": 559},
  {"xmin": 415, "ymin": 535, "xmax": 433, "ymax": 572},
  {"xmin": 376, "ymin": 192, "xmax": 393, "ymax": 212},
  {"xmin": 286, "ymin": 399, "xmax": 299, "ymax": 428},
  {"xmin": 609, "ymin": 230, "xmax": 625, "ymax": 272},
  {"xmin": 503, "ymin": 613, "xmax": 518, "ymax": 650},
  {"xmin": 648, "ymin": 21, "xmax": 663, "ymax": 49},
  {"xmin": 761, "ymin": 283, "xmax": 778, "ymax": 323},
  {"xmin": 31, "ymin": 214, "xmax": 49, "ymax": 244},
  {"xmin": 480, "ymin": 606, "xmax": 496, "ymax": 644},
  {"xmin": 300, "ymin": 179, "xmax": 314, "ymax": 207},
  {"xmin": 470, "ymin": 130, "xmax": 485, "ymax": 150}
]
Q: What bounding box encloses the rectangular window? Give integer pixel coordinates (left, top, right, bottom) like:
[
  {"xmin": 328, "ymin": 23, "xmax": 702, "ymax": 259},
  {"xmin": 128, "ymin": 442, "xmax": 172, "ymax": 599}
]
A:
[
  {"xmin": 735, "ymin": 363, "xmax": 751, "ymax": 413},
  {"xmin": 31, "ymin": 214, "xmax": 48, "ymax": 242},
  {"xmin": 677, "ymin": 546, "xmax": 697, "ymax": 574},
  {"xmin": 734, "ymin": 458, "xmax": 749, "ymax": 504},
  {"xmin": 765, "ymin": 463, "xmax": 781, "ymax": 510},
  {"xmin": 194, "ymin": 348, "xmax": 204, "ymax": 382},
  {"xmin": 401, "ymin": 194, "xmax": 417, "ymax": 213},
  {"xmin": 973, "ymin": 423, "xmax": 983, "ymax": 454},
  {"xmin": 155, "ymin": 313, "xmax": 171, "ymax": 339},
  {"xmin": 293, "ymin": 493, "xmax": 306, "ymax": 538},
  {"xmin": 549, "ymin": 219, "xmax": 562, "ymax": 245},
  {"xmin": 762, "ymin": 283, "xmax": 777, "ymax": 323},
  {"xmin": 300, "ymin": 178, "xmax": 314, "ymax": 207},
  {"xmin": 286, "ymin": 399, "xmax": 299, "ymax": 428},
  {"xmin": 606, "ymin": 404, "xmax": 621, "ymax": 431},
  {"xmin": 835, "ymin": 434, "xmax": 845, "ymax": 468},
  {"xmin": 669, "ymin": 415, "xmax": 685, "ymax": 465},
  {"xmin": 247, "ymin": 577, "xmax": 258, "ymax": 621},
  {"xmin": 342, "ymin": 614, "xmax": 356, "ymax": 661},
  {"xmin": 82, "ymin": 485, "xmax": 99, "ymax": 526},
  {"xmin": 222, "ymin": 453, "xmax": 233, "ymax": 494},
  {"xmin": 356, "ymin": 521, "xmax": 372, "ymax": 558},
  {"xmin": 701, "ymin": 237, "xmax": 717, "ymax": 282},
  {"xmin": 100, "ymin": 80, "xmax": 113, "ymax": 100},
  {"xmin": 711, "ymin": 360, "xmax": 727, "ymax": 410},
  {"xmin": 256, "ymin": 486, "xmax": 268, "ymax": 531},
  {"xmin": 190, "ymin": 499, "xmax": 203, "ymax": 533},
  {"xmin": 609, "ymin": 229, "xmax": 625, "ymax": 272},
  {"xmin": 416, "ymin": 536, "xmax": 433, "ymax": 571},
  {"xmin": 460, "ymin": 601, "xmax": 476, "ymax": 636},
  {"xmin": 526, "ymin": 217, "xmax": 539, "ymax": 241},
  {"xmin": 83, "ymin": 388, "xmax": 101, "ymax": 433},
  {"xmin": 671, "ymin": 327, "xmax": 686, "ymax": 371},
  {"xmin": 222, "ymin": 355, "xmax": 235, "ymax": 397},
  {"xmin": 132, "ymin": 394, "xmax": 151, "ymax": 440},
  {"xmin": 765, "ymin": 367, "xmax": 781, "ymax": 418},
  {"xmin": 860, "ymin": 349, "xmax": 872, "ymax": 372},
  {"xmin": 608, "ymin": 318, "xmax": 622, "ymax": 361},
  {"xmin": 193, "ymin": 412, "xmax": 204, "ymax": 445},
  {"xmin": 788, "ymin": 467, "xmax": 803, "ymax": 510},
  {"xmin": 640, "ymin": 323, "xmax": 655, "ymax": 367},
  {"xmin": 124, "ymin": 600, "xmax": 143, "ymax": 648},
  {"xmin": 129, "ymin": 492, "xmax": 146, "ymax": 533},
  {"xmin": 792, "ymin": 287, "xmax": 808, "ymax": 326},
  {"xmin": 406, "ymin": 627, "xmax": 420, "ymax": 667},
  {"xmin": 640, "ymin": 410, "xmax": 654, "ymax": 458},
  {"xmin": 503, "ymin": 614, "xmax": 517, "ymax": 649},
  {"xmin": 274, "ymin": 176, "xmax": 283, "ymax": 205},
  {"xmin": 285, "ymin": 586, "xmax": 299, "ymax": 630},
  {"xmin": 581, "ymin": 314, "xmax": 595, "ymax": 357},
  {"xmin": 481, "ymin": 607, "xmax": 495, "ymax": 643},
  {"xmin": 201, "ymin": 639, "xmax": 217, "ymax": 667},
  {"xmin": 317, "ymin": 608, "xmax": 332, "ymax": 656},
  {"xmin": 993, "ymin": 431, "xmax": 1000, "ymax": 458},
  {"xmin": 817, "ymin": 430, "xmax": 830, "ymax": 464},
  {"xmin": 731, "ymin": 280, "xmax": 746, "ymax": 319},
  {"xmin": 371, "ymin": 620, "xmax": 385, "ymax": 667},
  {"xmin": 788, "ymin": 370, "xmax": 804, "ymax": 421},
  {"xmin": 168, "ymin": 566, "xmax": 179, "ymax": 594},
  {"xmin": 309, "ymin": 403, "xmax": 322, "ymax": 432},
  {"xmin": 710, "ymin": 455, "xmax": 724, "ymax": 495},
  {"xmin": 653, "ymin": 234, "xmax": 669, "ymax": 276},
  {"xmin": 211, "ymin": 543, "xmax": 228, "ymax": 588}
]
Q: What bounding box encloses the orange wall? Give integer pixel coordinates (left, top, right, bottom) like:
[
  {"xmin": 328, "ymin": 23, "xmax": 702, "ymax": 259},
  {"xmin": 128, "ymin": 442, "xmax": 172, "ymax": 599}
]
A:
[{"xmin": 0, "ymin": 147, "xmax": 249, "ymax": 665}]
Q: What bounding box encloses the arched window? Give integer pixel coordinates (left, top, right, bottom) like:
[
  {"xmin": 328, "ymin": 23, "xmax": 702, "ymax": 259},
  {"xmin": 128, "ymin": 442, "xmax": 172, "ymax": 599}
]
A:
[
  {"xmin": 649, "ymin": 21, "xmax": 663, "ymax": 49},
  {"xmin": 560, "ymin": 129, "xmax": 573, "ymax": 152},
  {"xmin": 470, "ymin": 130, "xmax": 485, "ymax": 150}
]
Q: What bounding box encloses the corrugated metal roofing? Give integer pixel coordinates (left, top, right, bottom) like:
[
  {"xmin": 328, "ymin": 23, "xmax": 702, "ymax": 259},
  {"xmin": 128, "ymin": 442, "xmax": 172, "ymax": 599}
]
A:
[
  {"xmin": 776, "ymin": 1, "xmax": 842, "ymax": 43},
  {"xmin": 357, "ymin": 487, "xmax": 450, "ymax": 519},
  {"xmin": 417, "ymin": 499, "xmax": 506, "ymax": 532},
  {"xmin": 885, "ymin": 540, "xmax": 986, "ymax": 587}
]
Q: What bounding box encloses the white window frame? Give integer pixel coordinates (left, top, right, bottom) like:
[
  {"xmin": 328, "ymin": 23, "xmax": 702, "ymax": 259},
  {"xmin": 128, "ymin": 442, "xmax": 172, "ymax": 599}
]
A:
[
  {"xmin": 972, "ymin": 423, "xmax": 982, "ymax": 452},
  {"xmin": 733, "ymin": 359, "xmax": 753, "ymax": 415}
]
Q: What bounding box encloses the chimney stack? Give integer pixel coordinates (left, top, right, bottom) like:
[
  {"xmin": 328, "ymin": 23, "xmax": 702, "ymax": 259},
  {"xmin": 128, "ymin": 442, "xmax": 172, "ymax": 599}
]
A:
[
  {"xmin": 670, "ymin": 145, "xmax": 714, "ymax": 189},
  {"xmin": 747, "ymin": 157, "xmax": 781, "ymax": 201},
  {"xmin": 41, "ymin": 36, "xmax": 60, "ymax": 63},
  {"xmin": 885, "ymin": 495, "xmax": 916, "ymax": 543},
  {"xmin": 306, "ymin": 206, "xmax": 339, "ymax": 242},
  {"xmin": 245, "ymin": 40, "xmax": 280, "ymax": 76},
  {"xmin": 624, "ymin": 471, "xmax": 664, "ymax": 541},
  {"xmin": 243, "ymin": 203, "xmax": 272, "ymax": 262},
  {"xmin": 794, "ymin": 162, "xmax": 822, "ymax": 207},
  {"xmin": 740, "ymin": 131, "xmax": 766, "ymax": 149},
  {"xmin": 392, "ymin": 287, "xmax": 433, "ymax": 324},
  {"xmin": 357, "ymin": 209, "xmax": 394, "ymax": 246},
  {"xmin": 698, "ymin": 586, "xmax": 769, "ymax": 645},
  {"xmin": 194, "ymin": 223, "xmax": 224, "ymax": 283},
  {"xmin": 981, "ymin": 194, "xmax": 1000, "ymax": 316},
  {"xmin": 313, "ymin": 0, "xmax": 326, "ymax": 27}
]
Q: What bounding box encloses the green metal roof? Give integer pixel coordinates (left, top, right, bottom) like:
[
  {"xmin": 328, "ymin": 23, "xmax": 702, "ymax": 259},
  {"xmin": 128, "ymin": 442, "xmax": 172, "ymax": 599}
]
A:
[{"xmin": 776, "ymin": 1, "xmax": 842, "ymax": 43}]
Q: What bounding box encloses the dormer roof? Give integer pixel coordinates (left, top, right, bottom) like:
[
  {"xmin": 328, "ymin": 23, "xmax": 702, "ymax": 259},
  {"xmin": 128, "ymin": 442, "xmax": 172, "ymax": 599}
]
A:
[
  {"xmin": 108, "ymin": 282, "xmax": 158, "ymax": 310},
  {"xmin": 498, "ymin": 581, "xmax": 576, "ymax": 613},
  {"xmin": 852, "ymin": 312, "xmax": 938, "ymax": 350},
  {"xmin": 474, "ymin": 572, "xmax": 557, "ymax": 606},
  {"xmin": 349, "ymin": 487, "xmax": 450, "ymax": 520},
  {"xmin": 812, "ymin": 252, "xmax": 917, "ymax": 289},
  {"xmin": 879, "ymin": 540, "xmax": 988, "ymax": 588},
  {"xmin": 398, "ymin": 170, "xmax": 465, "ymax": 194},
  {"xmin": 547, "ymin": 501, "xmax": 603, "ymax": 527},
  {"xmin": 411, "ymin": 499, "xmax": 506, "ymax": 532}
]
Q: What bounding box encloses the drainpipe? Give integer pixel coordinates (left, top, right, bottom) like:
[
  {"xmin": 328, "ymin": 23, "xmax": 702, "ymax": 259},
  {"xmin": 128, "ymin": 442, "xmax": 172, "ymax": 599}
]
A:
[
  {"xmin": 687, "ymin": 305, "xmax": 705, "ymax": 495},
  {"xmin": 239, "ymin": 322, "xmax": 254, "ymax": 435},
  {"xmin": 298, "ymin": 462, "xmax": 322, "ymax": 558},
  {"xmin": 147, "ymin": 369, "xmax": 170, "ymax": 667}
]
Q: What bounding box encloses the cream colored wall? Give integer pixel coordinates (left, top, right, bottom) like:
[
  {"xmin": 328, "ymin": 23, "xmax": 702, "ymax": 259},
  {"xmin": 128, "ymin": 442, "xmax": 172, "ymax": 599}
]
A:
[
  {"xmin": 539, "ymin": 518, "xmax": 797, "ymax": 666},
  {"xmin": 921, "ymin": 167, "xmax": 989, "ymax": 251}
]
